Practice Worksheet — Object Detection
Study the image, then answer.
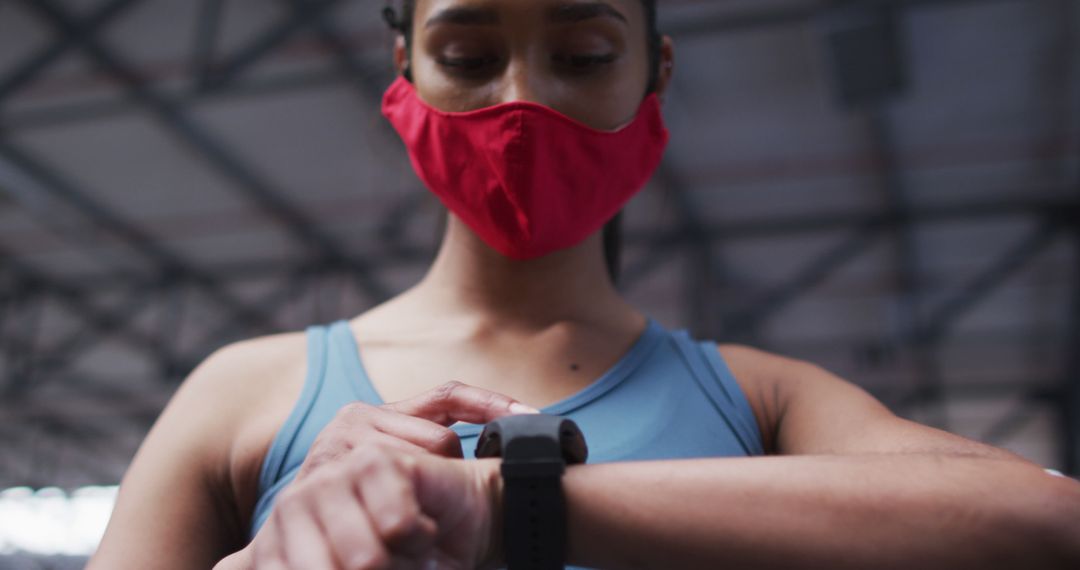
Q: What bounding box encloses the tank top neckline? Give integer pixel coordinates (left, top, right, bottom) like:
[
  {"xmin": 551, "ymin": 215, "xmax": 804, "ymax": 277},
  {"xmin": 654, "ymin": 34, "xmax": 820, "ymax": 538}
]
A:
[{"xmin": 327, "ymin": 317, "xmax": 667, "ymax": 437}]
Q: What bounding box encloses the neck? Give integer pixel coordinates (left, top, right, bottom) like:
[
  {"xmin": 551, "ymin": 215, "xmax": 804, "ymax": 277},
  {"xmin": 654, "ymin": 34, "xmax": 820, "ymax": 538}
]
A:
[{"xmin": 409, "ymin": 214, "xmax": 639, "ymax": 332}]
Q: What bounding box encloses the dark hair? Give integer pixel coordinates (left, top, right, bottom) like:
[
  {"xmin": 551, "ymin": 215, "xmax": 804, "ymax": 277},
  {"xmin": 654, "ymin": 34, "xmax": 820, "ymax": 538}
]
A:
[{"xmin": 383, "ymin": 0, "xmax": 661, "ymax": 283}]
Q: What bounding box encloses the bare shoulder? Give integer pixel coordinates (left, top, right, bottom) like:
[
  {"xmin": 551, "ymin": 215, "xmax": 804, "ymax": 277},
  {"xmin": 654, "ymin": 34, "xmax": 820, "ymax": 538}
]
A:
[
  {"xmin": 178, "ymin": 331, "xmax": 310, "ymax": 510},
  {"xmin": 717, "ymin": 343, "xmax": 815, "ymax": 384},
  {"xmin": 185, "ymin": 331, "xmax": 309, "ymax": 416},
  {"xmin": 173, "ymin": 331, "xmax": 308, "ymax": 442},
  {"xmin": 715, "ymin": 343, "xmax": 813, "ymax": 455},
  {"xmin": 717, "ymin": 343, "xmax": 840, "ymax": 405},
  {"xmin": 92, "ymin": 330, "xmax": 310, "ymax": 567},
  {"xmin": 716, "ymin": 344, "xmax": 1035, "ymax": 463}
]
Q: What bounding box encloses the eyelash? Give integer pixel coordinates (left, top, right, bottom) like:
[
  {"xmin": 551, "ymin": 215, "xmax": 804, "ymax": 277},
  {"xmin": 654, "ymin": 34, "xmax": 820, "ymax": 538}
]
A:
[
  {"xmin": 552, "ymin": 53, "xmax": 617, "ymax": 68},
  {"xmin": 436, "ymin": 55, "xmax": 499, "ymax": 71},
  {"xmin": 435, "ymin": 53, "xmax": 617, "ymax": 74}
]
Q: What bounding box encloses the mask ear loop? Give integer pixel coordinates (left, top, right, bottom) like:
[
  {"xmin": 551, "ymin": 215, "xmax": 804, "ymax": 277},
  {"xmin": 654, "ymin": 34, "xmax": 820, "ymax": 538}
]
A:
[{"xmin": 382, "ymin": 3, "xmax": 414, "ymax": 82}]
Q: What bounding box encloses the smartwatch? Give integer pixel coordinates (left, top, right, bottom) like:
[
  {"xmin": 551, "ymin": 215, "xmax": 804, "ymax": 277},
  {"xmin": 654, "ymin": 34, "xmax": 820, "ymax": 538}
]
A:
[{"xmin": 476, "ymin": 414, "xmax": 588, "ymax": 570}]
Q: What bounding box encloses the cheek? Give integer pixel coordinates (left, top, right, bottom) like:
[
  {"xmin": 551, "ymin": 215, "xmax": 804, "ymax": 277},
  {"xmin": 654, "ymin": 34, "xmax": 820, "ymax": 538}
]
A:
[
  {"xmin": 412, "ymin": 71, "xmax": 500, "ymax": 113},
  {"xmin": 562, "ymin": 69, "xmax": 648, "ymax": 130},
  {"xmin": 565, "ymin": 43, "xmax": 653, "ymax": 129}
]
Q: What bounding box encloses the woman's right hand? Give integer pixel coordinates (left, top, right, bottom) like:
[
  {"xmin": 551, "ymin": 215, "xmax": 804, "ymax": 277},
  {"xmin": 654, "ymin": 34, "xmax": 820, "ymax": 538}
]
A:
[
  {"xmin": 296, "ymin": 380, "xmax": 539, "ymax": 480},
  {"xmin": 218, "ymin": 382, "xmax": 536, "ymax": 569}
]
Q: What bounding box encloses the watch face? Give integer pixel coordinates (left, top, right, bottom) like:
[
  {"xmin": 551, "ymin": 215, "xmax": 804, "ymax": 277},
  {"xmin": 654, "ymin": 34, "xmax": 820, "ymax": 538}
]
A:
[{"xmin": 474, "ymin": 414, "xmax": 588, "ymax": 464}]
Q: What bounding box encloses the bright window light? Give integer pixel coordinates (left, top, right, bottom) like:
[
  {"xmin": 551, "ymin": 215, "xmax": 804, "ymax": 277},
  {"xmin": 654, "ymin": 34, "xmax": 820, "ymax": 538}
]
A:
[{"xmin": 0, "ymin": 486, "xmax": 117, "ymax": 556}]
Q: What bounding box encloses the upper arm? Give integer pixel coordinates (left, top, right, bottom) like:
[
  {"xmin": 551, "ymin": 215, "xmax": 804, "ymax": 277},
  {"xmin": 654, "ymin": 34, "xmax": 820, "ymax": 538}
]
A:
[
  {"xmin": 89, "ymin": 333, "xmax": 306, "ymax": 569},
  {"xmin": 720, "ymin": 344, "xmax": 1038, "ymax": 465}
]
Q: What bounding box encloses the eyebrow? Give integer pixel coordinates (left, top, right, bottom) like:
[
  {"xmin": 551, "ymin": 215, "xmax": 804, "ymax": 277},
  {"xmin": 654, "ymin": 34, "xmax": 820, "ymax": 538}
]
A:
[
  {"xmin": 424, "ymin": 2, "xmax": 628, "ymax": 29},
  {"xmin": 425, "ymin": 7, "xmax": 500, "ymax": 28}
]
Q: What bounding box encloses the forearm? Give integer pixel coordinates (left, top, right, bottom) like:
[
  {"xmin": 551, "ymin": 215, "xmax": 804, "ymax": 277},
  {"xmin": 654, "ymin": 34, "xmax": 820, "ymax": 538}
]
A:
[{"xmin": 563, "ymin": 454, "xmax": 1080, "ymax": 570}]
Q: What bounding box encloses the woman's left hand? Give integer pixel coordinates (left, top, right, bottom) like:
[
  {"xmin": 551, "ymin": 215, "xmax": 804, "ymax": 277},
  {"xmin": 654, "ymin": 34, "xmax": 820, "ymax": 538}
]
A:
[{"xmin": 251, "ymin": 441, "xmax": 503, "ymax": 569}]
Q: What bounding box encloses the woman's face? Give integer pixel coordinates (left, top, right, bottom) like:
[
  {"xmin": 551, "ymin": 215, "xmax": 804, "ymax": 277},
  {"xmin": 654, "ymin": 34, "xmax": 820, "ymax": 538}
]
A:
[{"xmin": 397, "ymin": 0, "xmax": 670, "ymax": 131}]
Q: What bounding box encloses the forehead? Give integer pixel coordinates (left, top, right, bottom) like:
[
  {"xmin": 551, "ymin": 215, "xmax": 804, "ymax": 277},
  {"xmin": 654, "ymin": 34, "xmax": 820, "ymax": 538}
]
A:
[{"xmin": 412, "ymin": 0, "xmax": 647, "ymax": 27}]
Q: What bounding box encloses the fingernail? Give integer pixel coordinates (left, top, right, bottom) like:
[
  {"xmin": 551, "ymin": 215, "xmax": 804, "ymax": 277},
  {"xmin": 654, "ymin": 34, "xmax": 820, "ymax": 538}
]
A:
[{"xmin": 510, "ymin": 402, "xmax": 541, "ymax": 414}]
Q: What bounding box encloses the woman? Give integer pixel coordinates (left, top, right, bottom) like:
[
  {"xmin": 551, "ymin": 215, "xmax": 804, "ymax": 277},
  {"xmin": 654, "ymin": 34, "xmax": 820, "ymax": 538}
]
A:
[{"xmin": 90, "ymin": 0, "xmax": 1079, "ymax": 568}]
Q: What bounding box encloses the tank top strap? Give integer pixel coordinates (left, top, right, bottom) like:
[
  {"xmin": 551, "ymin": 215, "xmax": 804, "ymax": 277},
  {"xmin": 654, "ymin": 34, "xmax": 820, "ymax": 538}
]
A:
[
  {"xmin": 252, "ymin": 321, "xmax": 385, "ymax": 537},
  {"xmin": 255, "ymin": 323, "xmax": 330, "ymax": 505},
  {"xmin": 667, "ymin": 330, "xmax": 765, "ymax": 456},
  {"xmin": 326, "ymin": 320, "xmax": 383, "ymax": 405}
]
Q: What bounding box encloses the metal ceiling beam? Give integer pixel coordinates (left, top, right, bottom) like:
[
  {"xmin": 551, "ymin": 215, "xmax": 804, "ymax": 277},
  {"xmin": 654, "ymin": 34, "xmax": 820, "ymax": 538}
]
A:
[
  {"xmin": 155, "ymin": 281, "xmax": 187, "ymax": 381},
  {"xmin": 2, "ymin": 67, "xmax": 348, "ymax": 131},
  {"xmin": 628, "ymin": 195, "xmax": 1079, "ymax": 245},
  {"xmin": 1, "ymin": 195, "xmax": 1067, "ymax": 294},
  {"xmin": 2, "ymin": 0, "xmax": 352, "ymax": 131},
  {"xmin": 190, "ymin": 0, "xmax": 228, "ymax": 89},
  {"xmin": 19, "ymin": 0, "xmax": 391, "ymax": 303},
  {"xmin": 0, "ymin": 245, "xmax": 185, "ymax": 385},
  {"xmin": 0, "ymin": 0, "xmax": 144, "ymax": 105},
  {"xmin": 920, "ymin": 0, "xmax": 1080, "ymax": 440},
  {"xmin": 865, "ymin": 111, "xmax": 921, "ymax": 337},
  {"xmin": 0, "ymin": 285, "xmax": 42, "ymax": 394},
  {"xmin": 0, "ymin": 138, "xmax": 279, "ymax": 332},
  {"xmin": 1, "ymin": 0, "xmax": 1049, "ymax": 133},
  {"xmin": 277, "ymin": 0, "xmax": 407, "ymax": 157},
  {"xmin": 278, "ymin": 0, "xmax": 422, "ymax": 290},
  {"xmin": 978, "ymin": 389, "xmax": 1041, "ymax": 445},
  {"xmin": 664, "ymin": 0, "xmax": 1033, "ymax": 38},
  {"xmin": 0, "ymin": 386, "xmax": 169, "ymax": 421},
  {"xmin": 2, "ymin": 284, "xmax": 160, "ymax": 396},
  {"xmin": 893, "ymin": 221, "xmax": 1062, "ymax": 417},
  {"xmin": 866, "ymin": 107, "xmax": 934, "ymax": 425},
  {"xmin": 281, "ymin": 0, "xmax": 391, "ymax": 103},
  {"xmin": 915, "ymin": 221, "xmax": 1061, "ymax": 342},
  {"xmin": 724, "ymin": 223, "xmax": 883, "ymax": 337},
  {"xmin": 4, "ymin": 264, "xmax": 379, "ymax": 389},
  {"xmin": 720, "ymin": 2, "xmax": 919, "ymax": 356},
  {"xmin": 198, "ymin": 0, "xmax": 346, "ymax": 92},
  {"xmin": 0, "ymin": 143, "xmax": 146, "ymax": 274},
  {"xmin": 180, "ymin": 266, "xmax": 312, "ymax": 371}
]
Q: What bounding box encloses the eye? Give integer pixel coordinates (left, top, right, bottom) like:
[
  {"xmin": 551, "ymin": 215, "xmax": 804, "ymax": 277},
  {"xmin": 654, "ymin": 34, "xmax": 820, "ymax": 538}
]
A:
[
  {"xmin": 553, "ymin": 53, "xmax": 617, "ymax": 69},
  {"xmin": 436, "ymin": 54, "xmax": 500, "ymax": 72}
]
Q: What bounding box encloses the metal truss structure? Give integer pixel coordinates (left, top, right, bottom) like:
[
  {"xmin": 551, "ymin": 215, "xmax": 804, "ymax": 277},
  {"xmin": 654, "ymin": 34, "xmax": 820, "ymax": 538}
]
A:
[{"xmin": 0, "ymin": 0, "xmax": 1077, "ymax": 491}]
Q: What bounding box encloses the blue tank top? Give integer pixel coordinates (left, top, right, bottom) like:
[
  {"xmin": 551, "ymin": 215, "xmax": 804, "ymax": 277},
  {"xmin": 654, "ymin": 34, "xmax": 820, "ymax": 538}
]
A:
[{"xmin": 249, "ymin": 318, "xmax": 765, "ymax": 561}]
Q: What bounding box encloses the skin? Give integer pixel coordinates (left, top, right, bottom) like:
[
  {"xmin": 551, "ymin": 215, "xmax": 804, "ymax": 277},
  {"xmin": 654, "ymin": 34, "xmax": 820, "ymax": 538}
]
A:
[{"xmin": 90, "ymin": 0, "xmax": 1080, "ymax": 568}]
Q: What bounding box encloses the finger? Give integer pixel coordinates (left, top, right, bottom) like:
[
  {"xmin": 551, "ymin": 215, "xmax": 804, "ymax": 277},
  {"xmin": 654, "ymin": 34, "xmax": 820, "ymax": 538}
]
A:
[
  {"xmin": 301, "ymin": 416, "xmax": 434, "ymax": 480},
  {"xmin": 315, "ymin": 472, "xmax": 392, "ymax": 570},
  {"xmin": 328, "ymin": 404, "xmax": 462, "ymax": 459},
  {"xmin": 275, "ymin": 487, "xmax": 339, "ymax": 570},
  {"xmin": 363, "ymin": 409, "xmax": 464, "ymax": 459},
  {"xmin": 354, "ymin": 452, "xmax": 438, "ymax": 559},
  {"xmin": 253, "ymin": 516, "xmax": 289, "ymax": 570},
  {"xmin": 368, "ymin": 429, "xmax": 433, "ymax": 456},
  {"xmin": 383, "ymin": 381, "xmax": 539, "ymax": 426}
]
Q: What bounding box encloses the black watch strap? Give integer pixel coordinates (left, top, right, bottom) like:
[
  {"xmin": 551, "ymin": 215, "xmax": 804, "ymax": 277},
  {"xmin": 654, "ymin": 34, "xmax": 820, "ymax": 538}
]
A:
[{"xmin": 476, "ymin": 414, "xmax": 588, "ymax": 570}]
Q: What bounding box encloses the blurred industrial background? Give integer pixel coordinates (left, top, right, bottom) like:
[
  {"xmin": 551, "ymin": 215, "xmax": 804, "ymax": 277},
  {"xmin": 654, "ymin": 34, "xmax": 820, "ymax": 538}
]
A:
[{"xmin": 0, "ymin": 0, "xmax": 1077, "ymax": 565}]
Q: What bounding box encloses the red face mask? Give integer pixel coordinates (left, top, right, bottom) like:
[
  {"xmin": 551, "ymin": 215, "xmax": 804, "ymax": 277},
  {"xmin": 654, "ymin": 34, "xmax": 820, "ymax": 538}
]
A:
[{"xmin": 381, "ymin": 76, "xmax": 669, "ymax": 260}]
